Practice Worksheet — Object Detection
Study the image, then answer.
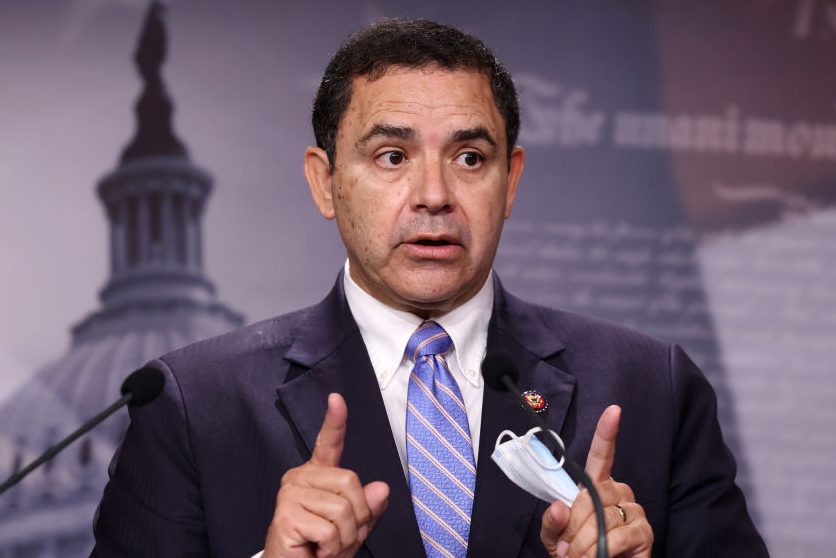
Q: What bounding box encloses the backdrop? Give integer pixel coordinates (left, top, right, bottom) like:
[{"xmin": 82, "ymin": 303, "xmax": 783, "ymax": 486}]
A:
[{"xmin": 1, "ymin": 1, "xmax": 834, "ymax": 556}]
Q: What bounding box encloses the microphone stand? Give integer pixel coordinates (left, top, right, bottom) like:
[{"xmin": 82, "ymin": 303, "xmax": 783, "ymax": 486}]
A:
[
  {"xmin": 0, "ymin": 393, "xmax": 133, "ymax": 496},
  {"xmin": 1, "ymin": 366, "xmax": 163, "ymax": 497}
]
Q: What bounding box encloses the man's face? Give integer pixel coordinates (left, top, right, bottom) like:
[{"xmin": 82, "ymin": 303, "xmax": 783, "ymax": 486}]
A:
[{"xmin": 305, "ymin": 66, "xmax": 524, "ymax": 317}]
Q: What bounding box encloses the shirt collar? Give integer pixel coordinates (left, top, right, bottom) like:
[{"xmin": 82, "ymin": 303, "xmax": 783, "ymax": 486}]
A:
[{"xmin": 343, "ymin": 260, "xmax": 493, "ymax": 389}]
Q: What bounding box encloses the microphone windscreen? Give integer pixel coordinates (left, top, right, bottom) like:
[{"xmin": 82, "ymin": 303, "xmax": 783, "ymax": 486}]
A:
[
  {"xmin": 481, "ymin": 353, "xmax": 519, "ymax": 392},
  {"xmin": 121, "ymin": 367, "xmax": 165, "ymax": 407}
]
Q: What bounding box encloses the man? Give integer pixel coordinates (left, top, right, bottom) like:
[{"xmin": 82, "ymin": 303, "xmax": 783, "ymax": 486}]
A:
[{"xmin": 92, "ymin": 19, "xmax": 768, "ymax": 558}]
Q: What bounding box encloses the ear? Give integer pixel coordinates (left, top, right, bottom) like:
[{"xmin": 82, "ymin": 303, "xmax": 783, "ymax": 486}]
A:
[
  {"xmin": 503, "ymin": 146, "xmax": 525, "ymax": 219},
  {"xmin": 304, "ymin": 146, "xmax": 336, "ymax": 219}
]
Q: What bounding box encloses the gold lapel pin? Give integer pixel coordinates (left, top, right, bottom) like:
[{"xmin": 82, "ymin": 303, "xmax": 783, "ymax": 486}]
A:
[{"xmin": 520, "ymin": 389, "xmax": 548, "ymax": 413}]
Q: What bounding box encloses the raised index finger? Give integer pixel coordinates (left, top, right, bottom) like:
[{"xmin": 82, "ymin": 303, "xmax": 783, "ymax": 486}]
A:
[
  {"xmin": 585, "ymin": 405, "xmax": 621, "ymax": 482},
  {"xmin": 310, "ymin": 393, "xmax": 348, "ymax": 467}
]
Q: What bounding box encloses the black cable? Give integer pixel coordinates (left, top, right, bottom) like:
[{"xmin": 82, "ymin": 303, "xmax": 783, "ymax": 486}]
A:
[{"xmin": 498, "ymin": 374, "xmax": 608, "ymax": 558}]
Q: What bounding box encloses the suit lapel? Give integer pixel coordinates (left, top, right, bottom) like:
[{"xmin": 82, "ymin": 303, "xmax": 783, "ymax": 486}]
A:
[
  {"xmin": 467, "ymin": 279, "xmax": 576, "ymax": 558},
  {"xmin": 275, "ymin": 275, "xmax": 578, "ymax": 558},
  {"xmin": 276, "ymin": 277, "xmax": 425, "ymax": 558}
]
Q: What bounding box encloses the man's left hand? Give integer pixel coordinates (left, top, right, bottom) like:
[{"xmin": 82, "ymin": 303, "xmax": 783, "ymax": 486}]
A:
[{"xmin": 540, "ymin": 405, "xmax": 653, "ymax": 558}]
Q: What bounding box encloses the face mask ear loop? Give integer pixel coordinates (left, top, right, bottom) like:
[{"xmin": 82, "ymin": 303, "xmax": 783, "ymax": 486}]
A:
[
  {"xmin": 495, "ymin": 429, "xmax": 518, "ymax": 450},
  {"xmin": 524, "ymin": 428, "xmax": 567, "ymax": 470}
]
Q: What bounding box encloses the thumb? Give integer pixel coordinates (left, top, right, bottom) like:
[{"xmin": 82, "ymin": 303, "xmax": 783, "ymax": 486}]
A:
[
  {"xmin": 364, "ymin": 481, "xmax": 390, "ymax": 522},
  {"xmin": 541, "ymin": 500, "xmax": 571, "ymax": 552},
  {"xmin": 310, "ymin": 393, "xmax": 347, "ymax": 467},
  {"xmin": 585, "ymin": 404, "xmax": 621, "ymax": 482},
  {"xmin": 358, "ymin": 481, "xmax": 389, "ymax": 542}
]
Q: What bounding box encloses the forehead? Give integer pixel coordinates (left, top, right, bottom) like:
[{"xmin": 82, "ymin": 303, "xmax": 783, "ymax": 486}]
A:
[{"xmin": 341, "ymin": 67, "xmax": 505, "ymax": 142}]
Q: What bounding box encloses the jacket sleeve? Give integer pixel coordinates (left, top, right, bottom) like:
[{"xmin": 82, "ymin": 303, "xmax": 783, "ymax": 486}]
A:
[
  {"xmin": 664, "ymin": 344, "xmax": 769, "ymax": 557},
  {"xmin": 90, "ymin": 358, "xmax": 210, "ymax": 557}
]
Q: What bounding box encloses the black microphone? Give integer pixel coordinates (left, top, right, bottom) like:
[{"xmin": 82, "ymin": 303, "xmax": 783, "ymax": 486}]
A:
[
  {"xmin": 0, "ymin": 366, "xmax": 165, "ymax": 496},
  {"xmin": 120, "ymin": 366, "xmax": 165, "ymax": 405},
  {"xmin": 482, "ymin": 353, "xmax": 520, "ymax": 393},
  {"xmin": 482, "ymin": 353, "xmax": 608, "ymax": 558}
]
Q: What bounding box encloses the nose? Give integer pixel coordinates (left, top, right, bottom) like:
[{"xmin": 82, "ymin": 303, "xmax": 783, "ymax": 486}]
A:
[{"xmin": 411, "ymin": 157, "xmax": 454, "ymax": 213}]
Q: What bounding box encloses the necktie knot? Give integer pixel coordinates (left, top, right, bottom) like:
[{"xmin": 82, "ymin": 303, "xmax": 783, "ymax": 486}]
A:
[{"xmin": 406, "ymin": 321, "xmax": 452, "ymax": 362}]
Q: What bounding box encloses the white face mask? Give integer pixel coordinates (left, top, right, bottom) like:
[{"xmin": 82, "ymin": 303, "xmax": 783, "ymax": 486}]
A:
[{"xmin": 491, "ymin": 426, "xmax": 580, "ymax": 506}]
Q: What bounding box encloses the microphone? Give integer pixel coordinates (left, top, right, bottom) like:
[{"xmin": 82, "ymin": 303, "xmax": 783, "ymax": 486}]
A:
[
  {"xmin": 0, "ymin": 366, "xmax": 165, "ymax": 496},
  {"xmin": 120, "ymin": 366, "xmax": 165, "ymax": 406},
  {"xmin": 482, "ymin": 353, "xmax": 519, "ymax": 393},
  {"xmin": 482, "ymin": 354, "xmax": 608, "ymax": 558}
]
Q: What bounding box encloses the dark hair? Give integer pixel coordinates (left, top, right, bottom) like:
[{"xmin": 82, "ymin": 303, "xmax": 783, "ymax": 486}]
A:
[{"xmin": 312, "ymin": 18, "xmax": 520, "ymax": 170}]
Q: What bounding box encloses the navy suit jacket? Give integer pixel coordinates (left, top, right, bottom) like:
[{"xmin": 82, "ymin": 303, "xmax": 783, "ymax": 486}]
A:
[{"xmin": 92, "ymin": 275, "xmax": 768, "ymax": 557}]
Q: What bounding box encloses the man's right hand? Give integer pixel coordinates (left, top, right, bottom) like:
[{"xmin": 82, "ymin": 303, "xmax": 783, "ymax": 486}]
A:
[{"xmin": 264, "ymin": 393, "xmax": 390, "ymax": 558}]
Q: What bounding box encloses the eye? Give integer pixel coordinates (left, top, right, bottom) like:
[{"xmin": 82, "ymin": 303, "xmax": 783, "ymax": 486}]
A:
[
  {"xmin": 376, "ymin": 150, "xmax": 407, "ymax": 168},
  {"xmin": 454, "ymin": 151, "xmax": 484, "ymax": 168}
]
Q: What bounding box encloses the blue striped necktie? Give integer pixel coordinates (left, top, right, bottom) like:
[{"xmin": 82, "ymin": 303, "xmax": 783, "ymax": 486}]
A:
[{"xmin": 405, "ymin": 321, "xmax": 475, "ymax": 558}]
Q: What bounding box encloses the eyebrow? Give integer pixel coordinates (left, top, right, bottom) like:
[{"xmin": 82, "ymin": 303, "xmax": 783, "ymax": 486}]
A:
[
  {"xmin": 358, "ymin": 124, "xmax": 416, "ymax": 146},
  {"xmin": 357, "ymin": 124, "xmax": 498, "ymax": 149},
  {"xmin": 451, "ymin": 126, "xmax": 497, "ymax": 147}
]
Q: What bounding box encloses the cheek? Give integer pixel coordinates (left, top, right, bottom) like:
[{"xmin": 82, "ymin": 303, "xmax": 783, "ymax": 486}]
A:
[
  {"xmin": 334, "ymin": 167, "xmax": 411, "ymax": 266},
  {"xmin": 468, "ymin": 186, "xmax": 505, "ymax": 223},
  {"xmin": 337, "ymin": 185, "xmax": 387, "ymax": 262},
  {"xmin": 467, "ymin": 194, "xmax": 506, "ymax": 253},
  {"xmin": 335, "ymin": 174, "xmax": 369, "ymax": 231}
]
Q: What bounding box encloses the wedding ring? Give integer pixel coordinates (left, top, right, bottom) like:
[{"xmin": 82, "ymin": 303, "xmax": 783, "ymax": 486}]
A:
[{"xmin": 614, "ymin": 503, "xmax": 627, "ymax": 524}]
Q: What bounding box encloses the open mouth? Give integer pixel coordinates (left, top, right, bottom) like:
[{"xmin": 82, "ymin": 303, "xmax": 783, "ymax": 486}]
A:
[{"xmin": 413, "ymin": 239, "xmax": 455, "ymax": 246}]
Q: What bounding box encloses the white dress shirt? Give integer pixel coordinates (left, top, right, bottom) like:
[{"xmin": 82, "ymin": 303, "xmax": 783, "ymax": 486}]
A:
[
  {"xmin": 252, "ymin": 265, "xmax": 492, "ymax": 557},
  {"xmin": 343, "ymin": 260, "xmax": 492, "ymax": 473}
]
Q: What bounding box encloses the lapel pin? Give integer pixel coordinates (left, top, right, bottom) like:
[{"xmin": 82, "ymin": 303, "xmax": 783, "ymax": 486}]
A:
[{"xmin": 521, "ymin": 389, "xmax": 548, "ymax": 413}]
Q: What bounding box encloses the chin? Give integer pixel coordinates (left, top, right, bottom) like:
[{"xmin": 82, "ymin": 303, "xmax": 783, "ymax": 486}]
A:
[{"xmin": 394, "ymin": 277, "xmax": 473, "ymax": 312}]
